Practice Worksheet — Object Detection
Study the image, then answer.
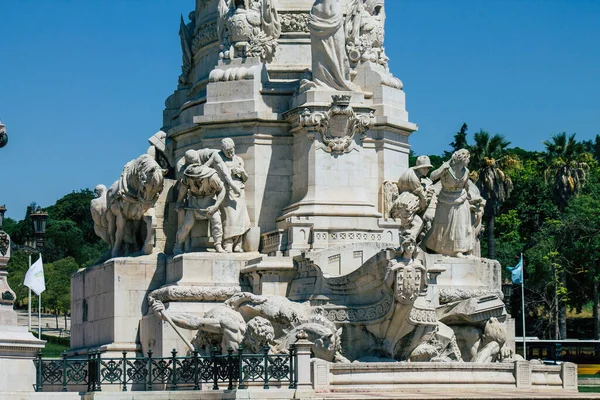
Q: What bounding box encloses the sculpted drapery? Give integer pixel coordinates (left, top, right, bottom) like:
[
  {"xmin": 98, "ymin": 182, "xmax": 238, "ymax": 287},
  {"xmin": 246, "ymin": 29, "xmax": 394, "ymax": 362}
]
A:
[{"xmin": 309, "ymin": 0, "xmax": 356, "ymax": 91}]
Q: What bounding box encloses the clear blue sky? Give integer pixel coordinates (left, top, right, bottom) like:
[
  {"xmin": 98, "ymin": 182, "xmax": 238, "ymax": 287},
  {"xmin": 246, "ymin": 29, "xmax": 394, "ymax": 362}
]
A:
[{"xmin": 1, "ymin": 1, "xmax": 599, "ymax": 220}]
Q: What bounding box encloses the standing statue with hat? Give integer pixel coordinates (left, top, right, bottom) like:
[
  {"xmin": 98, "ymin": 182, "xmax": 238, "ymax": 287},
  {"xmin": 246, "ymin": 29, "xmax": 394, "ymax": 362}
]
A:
[
  {"xmin": 174, "ymin": 163, "xmax": 226, "ymax": 254},
  {"xmin": 397, "ymin": 155, "xmax": 434, "ymax": 212},
  {"xmin": 383, "ymin": 155, "xmax": 436, "ymax": 245}
]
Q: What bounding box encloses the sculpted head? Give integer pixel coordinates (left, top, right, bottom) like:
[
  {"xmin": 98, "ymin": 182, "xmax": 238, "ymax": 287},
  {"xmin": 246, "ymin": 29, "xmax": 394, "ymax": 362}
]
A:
[
  {"xmin": 184, "ymin": 150, "xmax": 200, "ymax": 165},
  {"xmin": 221, "ymin": 138, "xmax": 236, "ymax": 159},
  {"xmin": 94, "ymin": 184, "xmax": 107, "ymax": 198},
  {"xmin": 245, "ymin": 316, "xmax": 275, "ymax": 352},
  {"xmin": 137, "ymin": 155, "xmax": 165, "ymax": 203},
  {"xmin": 450, "ymin": 149, "xmax": 470, "ymax": 167},
  {"xmin": 481, "ymin": 317, "xmax": 506, "ymax": 348},
  {"xmin": 399, "ymin": 237, "xmax": 418, "ymax": 259},
  {"xmin": 413, "ymin": 155, "xmax": 433, "ymax": 178}
]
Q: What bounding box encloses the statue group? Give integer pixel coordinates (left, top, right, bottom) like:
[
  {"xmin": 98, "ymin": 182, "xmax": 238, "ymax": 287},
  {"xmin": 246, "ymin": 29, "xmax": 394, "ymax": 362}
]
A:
[
  {"xmin": 87, "ymin": 0, "xmax": 514, "ymax": 368},
  {"xmin": 92, "ymin": 138, "xmax": 251, "ymax": 258}
]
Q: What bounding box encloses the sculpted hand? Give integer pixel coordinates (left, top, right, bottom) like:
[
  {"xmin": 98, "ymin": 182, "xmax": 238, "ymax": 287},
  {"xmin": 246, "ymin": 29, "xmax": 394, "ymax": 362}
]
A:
[
  {"xmin": 205, "ymin": 206, "xmax": 216, "ymax": 216},
  {"xmin": 150, "ymin": 299, "xmax": 166, "ymax": 319},
  {"xmin": 500, "ymin": 345, "xmax": 514, "ymax": 360}
]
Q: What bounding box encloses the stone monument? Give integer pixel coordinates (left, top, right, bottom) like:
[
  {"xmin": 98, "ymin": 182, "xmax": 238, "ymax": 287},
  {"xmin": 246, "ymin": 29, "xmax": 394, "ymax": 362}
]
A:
[
  {"xmin": 0, "ymin": 204, "xmax": 46, "ymax": 392},
  {"xmin": 68, "ymin": 0, "xmax": 578, "ymax": 394}
]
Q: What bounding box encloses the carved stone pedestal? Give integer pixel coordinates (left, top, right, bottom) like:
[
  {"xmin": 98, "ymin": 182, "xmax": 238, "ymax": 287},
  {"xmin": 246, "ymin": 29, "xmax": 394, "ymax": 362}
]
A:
[
  {"xmin": 427, "ymin": 255, "xmax": 503, "ymax": 306},
  {"xmin": 0, "ymin": 326, "xmax": 45, "ymax": 392},
  {"xmin": 141, "ymin": 252, "xmax": 261, "ymax": 357},
  {"xmin": 70, "ymin": 255, "xmax": 166, "ymax": 355},
  {"xmin": 0, "ymin": 234, "xmax": 45, "ymax": 392}
]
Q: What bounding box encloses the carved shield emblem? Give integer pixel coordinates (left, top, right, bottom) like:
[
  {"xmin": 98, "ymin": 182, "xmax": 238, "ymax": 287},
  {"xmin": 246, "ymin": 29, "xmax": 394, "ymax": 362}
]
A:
[
  {"xmin": 0, "ymin": 232, "xmax": 9, "ymax": 256},
  {"xmin": 394, "ymin": 265, "xmax": 422, "ymax": 305}
]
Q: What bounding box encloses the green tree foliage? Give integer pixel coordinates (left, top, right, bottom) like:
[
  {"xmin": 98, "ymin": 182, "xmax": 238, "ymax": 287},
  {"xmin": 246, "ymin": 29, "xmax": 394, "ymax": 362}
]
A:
[
  {"xmin": 6, "ymin": 189, "xmax": 107, "ymax": 315},
  {"xmin": 44, "ymin": 257, "xmax": 79, "ymax": 324},
  {"xmin": 543, "ymin": 132, "xmax": 589, "ymax": 211},
  {"xmin": 470, "ymin": 130, "xmax": 514, "ymax": 259}
]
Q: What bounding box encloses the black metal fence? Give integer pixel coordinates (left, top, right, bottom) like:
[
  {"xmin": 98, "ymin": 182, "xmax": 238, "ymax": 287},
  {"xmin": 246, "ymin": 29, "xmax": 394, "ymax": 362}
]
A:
[{"xmin": 35, "ymin": 346, "xmax": 296, "ymax": 392}]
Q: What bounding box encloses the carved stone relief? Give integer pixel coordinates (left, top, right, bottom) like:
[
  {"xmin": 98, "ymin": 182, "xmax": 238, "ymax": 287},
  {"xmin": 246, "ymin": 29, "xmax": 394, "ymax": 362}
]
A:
[{"xmin": 299, "ymin": 95, "xmax": 374, "ymax": 154}]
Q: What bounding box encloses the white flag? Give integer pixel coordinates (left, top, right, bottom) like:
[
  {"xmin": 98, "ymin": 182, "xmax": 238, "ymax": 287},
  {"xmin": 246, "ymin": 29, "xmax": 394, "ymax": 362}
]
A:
[{"xmin": 24, "ymin": 255, "xmax": 45, "ymax": 295}]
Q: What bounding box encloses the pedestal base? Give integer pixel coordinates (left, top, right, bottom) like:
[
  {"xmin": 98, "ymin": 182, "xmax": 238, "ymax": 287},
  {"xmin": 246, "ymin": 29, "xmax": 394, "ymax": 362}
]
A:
[
  {"xmin": 70, "ymin": 255, "xmax": 166, "ymax": 353},
  {"xmin": 0, "ymin": 325, "xmax": 45, "ymax": 392}
]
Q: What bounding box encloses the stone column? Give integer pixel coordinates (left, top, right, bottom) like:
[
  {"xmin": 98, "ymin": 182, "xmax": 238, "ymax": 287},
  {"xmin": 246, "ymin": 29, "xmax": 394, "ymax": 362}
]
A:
[
  {"xmin": 293, "ymin": 331, "xmax": 315, "ymax": 397},
  {"xmin": 0, "ymin": 229, "xmax": 46, "ymax": 391}
]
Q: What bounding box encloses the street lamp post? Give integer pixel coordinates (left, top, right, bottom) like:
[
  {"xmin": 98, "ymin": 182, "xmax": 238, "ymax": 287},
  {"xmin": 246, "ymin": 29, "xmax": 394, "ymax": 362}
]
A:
[
  {"xmin": 0, "ymin": 121, "xmax": 7, "ymax": 149},
  {"xmin": 29, "ymin": 210, "xmax": 47, "ymax": 337}
]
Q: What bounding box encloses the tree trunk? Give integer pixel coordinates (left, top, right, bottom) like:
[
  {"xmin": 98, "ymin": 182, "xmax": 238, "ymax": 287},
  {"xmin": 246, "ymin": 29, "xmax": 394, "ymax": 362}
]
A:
[
  {"xmin": 486, "ymin": 204, "xmax": 495, "ymax": 259},
  {"xmin": 594, "ymin": 278, "xmax": 599, "ymax": 340},
  {"xmin": 55, "ymin": 312, "xmax": 58, "ymax": 330},
  {"xmin": 64, "ymin": 312, "xmax": 68, "ymax": 332},
  {"xmin": 554, "ymin": 265, "xmax": 560, "ymax": 340},
  {"xmin": 558, "ymin": 270, "xmax": 568, "ymax": 339}
]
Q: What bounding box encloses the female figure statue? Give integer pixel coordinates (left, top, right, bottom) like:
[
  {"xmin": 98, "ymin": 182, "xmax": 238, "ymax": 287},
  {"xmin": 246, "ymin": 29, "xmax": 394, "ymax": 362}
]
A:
[
  {"xmin": 424, "ymin": 149, "xmax": 474, "ymax": 257},
  {"xmin": 307, "ymin": 0, "xmax": 357, "ymax": 91}
]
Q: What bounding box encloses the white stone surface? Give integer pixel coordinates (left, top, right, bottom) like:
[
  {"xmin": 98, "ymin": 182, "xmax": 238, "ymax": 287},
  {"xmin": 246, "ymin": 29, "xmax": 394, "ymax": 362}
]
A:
[{"xmin": 70, "ymin": 255, "xmax": 166, "ymax": 351}]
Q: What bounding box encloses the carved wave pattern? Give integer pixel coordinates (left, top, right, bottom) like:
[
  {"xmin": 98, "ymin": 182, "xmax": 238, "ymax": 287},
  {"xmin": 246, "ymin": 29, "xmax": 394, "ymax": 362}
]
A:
[
  {"xmin": 409, "ymin": 306, "xmax": 437, "ymax": 325},
  {"xmin": 321, "ymin": 292, "xmax": 393, "ymax": 324}
]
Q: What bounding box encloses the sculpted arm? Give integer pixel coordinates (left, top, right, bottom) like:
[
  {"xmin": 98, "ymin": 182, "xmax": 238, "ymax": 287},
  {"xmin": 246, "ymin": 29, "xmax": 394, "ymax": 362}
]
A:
[
  {"xmin": 208, "ymin": 179, "xmax": 226, "ymax": 216},
  {"xmin": 150, "ymin": 300, "xmax": 222, "ymax": 333},
  {"xmin": 237, "ymin": 157, "xmax": 249, "ymax": 182},
  {"xmin": 429, "ymin": 162, "xmax": 450, "ymax": 182}
]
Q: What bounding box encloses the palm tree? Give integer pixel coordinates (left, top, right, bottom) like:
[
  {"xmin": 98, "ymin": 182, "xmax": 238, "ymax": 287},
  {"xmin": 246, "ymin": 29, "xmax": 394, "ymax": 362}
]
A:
[
  {"xmin": 543, "ymin": 132, "xmax": 589, "ymax": 212},
  {"xmin": 471, "ymin": 130, "xmax": 514, "ymax": 259},
  {"xmin": 543, "ymin": 132, "xmax": 590, "ymax": 339}
]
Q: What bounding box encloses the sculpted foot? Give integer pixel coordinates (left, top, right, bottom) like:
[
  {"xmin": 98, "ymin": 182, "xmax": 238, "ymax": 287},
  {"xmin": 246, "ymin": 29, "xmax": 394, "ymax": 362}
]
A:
[
  {"xmin": 173, "ymin": 244, "xmax": 184, "ymax": 256},
  {"xmin": 215, "ymin": 244, "xmax": 226, "ymax": 253}
]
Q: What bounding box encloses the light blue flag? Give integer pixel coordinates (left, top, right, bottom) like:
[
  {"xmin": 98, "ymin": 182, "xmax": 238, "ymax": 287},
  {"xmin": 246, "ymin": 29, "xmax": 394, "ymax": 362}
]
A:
[{"xmin": 506, "ymin": 255, "xmax": 523, "ymax": 284}]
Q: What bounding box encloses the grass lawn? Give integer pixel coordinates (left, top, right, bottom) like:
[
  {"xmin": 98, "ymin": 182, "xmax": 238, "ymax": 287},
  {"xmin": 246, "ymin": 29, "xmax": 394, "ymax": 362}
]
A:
[
  {"xmin": 579, "ymin": 386, "xmax": 600, "ymax": 393},
  {"xmin": 42, "ymin": 341, "xmax": 70, "ymax": 357}
]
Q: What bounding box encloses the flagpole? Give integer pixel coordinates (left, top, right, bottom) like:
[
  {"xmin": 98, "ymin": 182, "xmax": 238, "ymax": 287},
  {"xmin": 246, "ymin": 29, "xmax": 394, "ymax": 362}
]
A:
[
  {"xmin": 38, "ymin": 292, "xmax": 42, "ymax": 338},
  {"xmin": 28, "ymin": 254, "xmax": 31, "ymax": 332},
  {"xmin": 521, "ymin": 253, "xmax": 526, "ymax": 359}
]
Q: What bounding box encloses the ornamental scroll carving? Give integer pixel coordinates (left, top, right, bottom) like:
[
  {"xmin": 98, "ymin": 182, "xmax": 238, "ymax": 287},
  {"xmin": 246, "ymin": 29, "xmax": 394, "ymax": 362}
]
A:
[
  {"xmin": 217, "ymin": 0, "xmax": 281, "ymax": 62},
  {"xmin": 280, "ymin": 12, "xmax": 309, "ymax": 33},
  {"xmin": 192, "ymin": 21, "xmax": 219, "ymax": 54},
  {"xmin": 0, "ymin": 232, "xmax": 9, "ymax": 257},
  {"xmin": 299, "ymin": 95, "xmax": 374, "ymax": 154}
]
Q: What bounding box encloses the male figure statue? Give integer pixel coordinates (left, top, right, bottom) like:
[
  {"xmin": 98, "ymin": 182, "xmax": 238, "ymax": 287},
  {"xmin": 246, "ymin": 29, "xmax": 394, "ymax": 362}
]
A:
[
  {"xmin": 174, "ymin": 163, "xmax": 226, "ymax": 254},
  {"xmin": 397, "ymin": 155, "xmax": 433, "ymax": 212},
  {"xmin": 219, "ymin": 138, "xmax": 251, "ymax": 252}
]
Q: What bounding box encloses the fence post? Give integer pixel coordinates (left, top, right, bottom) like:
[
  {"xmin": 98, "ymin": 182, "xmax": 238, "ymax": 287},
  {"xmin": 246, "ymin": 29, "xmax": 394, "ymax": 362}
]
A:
[
  {"xmin": 227, "ymin": 347, "xmax": 234, "ymax": 390},
  {"xmin": 212, "ymin": 346, "xmax": 219, "ymax": 390},
  {"xmin": 171, "ymin": 348, "xmax": 178, "ymax": 390},
  {"xmin": 86, "ymin": 350, "xmax": 93, "ymax": 392},
  {"xmin": 146, "ymin": 349, "xmax": 153, "ymax": 391},
  {"xmin": 263, "ymin": 345, "xmax": 270, "ymax": 389},
  {"xmin": 288, "ymin": 345, "xmax": 296, "ymax": 389},
  {"xmin": 122, "ymin": 351, "xmax": 127, "ymax": 392},
  {"xmin": 293, "ymin": 330, "xmax": 314, "ymax": 395},
  {"xmin": 95, "ymin": 351, "xmax": 102, "ymax": 392},
  {"xmin": 61, "ymin": 351, "xmax": 68, "ymax": 392},
  {"xmin": 36, "ymin": 350, "xmax": 43, "ymax": 392},
  {"xmin": 193, "ymin": 350, "xmax": 200, "ymax": 390},
  {"xmin": 238, "ymin": 345, "xmax": 245, "ymax": 389}
]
